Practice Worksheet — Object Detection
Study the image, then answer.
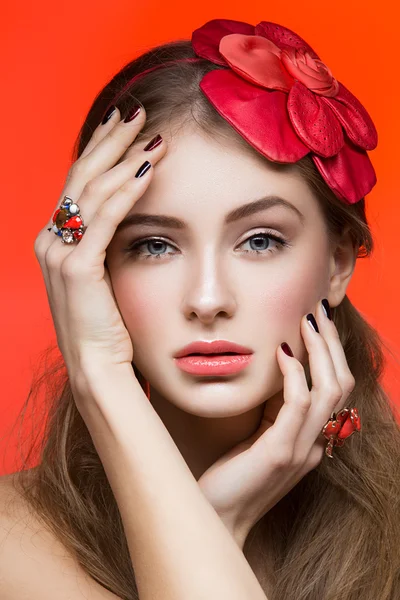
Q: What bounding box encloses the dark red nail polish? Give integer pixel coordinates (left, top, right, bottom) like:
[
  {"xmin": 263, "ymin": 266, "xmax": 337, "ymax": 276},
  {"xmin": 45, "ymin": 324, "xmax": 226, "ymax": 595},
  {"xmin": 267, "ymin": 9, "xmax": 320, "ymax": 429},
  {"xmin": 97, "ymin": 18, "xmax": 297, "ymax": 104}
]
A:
[
  {"xmin": 307, "ymin": 313, "xmax": 319, "ymax": 333},
  {"xmin": 101, "ymin": 105, "xmax": 116, "ymax": 125},
  {"xmin": 144, "ymin": 134, "xmax": 163, "ymax": 151},
  {"xmin": 281, "ymin": 342, "xmax": 294, "ymax": 357},
  {"xmin": 135, "ymin": 160, "xmax": 152, "ymax": 178},
  {"xmin": 124, "ymin": 103, "xmax": 142, "ymax": 123},
  {"xmin": 321, "ymin": 298, "xmax": 332, "ymax": 320}
]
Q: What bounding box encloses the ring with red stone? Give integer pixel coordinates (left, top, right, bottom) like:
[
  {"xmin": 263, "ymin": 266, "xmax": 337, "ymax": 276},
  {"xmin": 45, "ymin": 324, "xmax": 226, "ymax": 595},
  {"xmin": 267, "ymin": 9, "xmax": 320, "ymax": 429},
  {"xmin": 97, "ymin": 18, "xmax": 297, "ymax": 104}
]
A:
[
  {"xmin": 321, "ymin": 407, "xmax": 361, "ymax": 459},
  {"xmin": 47, "ymin": 196, "xmax": 86, "ymax": 244}
]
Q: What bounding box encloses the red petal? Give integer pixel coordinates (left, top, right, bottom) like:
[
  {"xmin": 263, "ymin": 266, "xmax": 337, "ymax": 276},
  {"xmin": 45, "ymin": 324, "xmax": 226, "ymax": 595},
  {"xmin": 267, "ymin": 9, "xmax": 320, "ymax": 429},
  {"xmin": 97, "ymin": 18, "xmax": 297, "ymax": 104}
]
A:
[
  {"xmin": 219, "ymin": 34, "xmax": 293, "ymax": 91},
  {"xmin": 312, "ymin": 138, "xmax": 377, "ymax": 204},
  {"xmin": 323, "ymin": 420, "xmax": 340, "ymax": 438},
  {"xmin": 338, "ymin": 416, "xmax": 357, "ymax": 439},
  {"xmin": 255, "ymin": 21, "xmax": 320, "ymax": 59},
  {"xmin": 199, "ymin": 69, "xmax": 309, "ymax": 162},
  {"xmin": 288, "ymin": 82, "xmax": 344, "ymax": 157},
  {"xmin": 335, "ymin": 408, "xmax": 350, "ymax": 426},
  {"xmin": 322, "ymin": 82, "xmax": 378, "ymax": 151},
  {"xmin": 192, "ymin": 18, "xmax": 255, "ymax": 65},
  {"xmin": 350, "ymin": 408, "xmax": 361, "ymax": 431}
]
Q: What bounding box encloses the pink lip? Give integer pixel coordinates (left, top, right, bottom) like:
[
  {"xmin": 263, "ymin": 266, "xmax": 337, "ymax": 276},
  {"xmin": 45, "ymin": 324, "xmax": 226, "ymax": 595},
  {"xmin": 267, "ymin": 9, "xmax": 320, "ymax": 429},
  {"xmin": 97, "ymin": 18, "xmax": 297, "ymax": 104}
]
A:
[
  {"xmin": 174, "ymin": 340, "xmax": 253, "ymax": 358},
  {"xmin": 175, "ymin": 353, "xmax": 253, "ymax": 376}
]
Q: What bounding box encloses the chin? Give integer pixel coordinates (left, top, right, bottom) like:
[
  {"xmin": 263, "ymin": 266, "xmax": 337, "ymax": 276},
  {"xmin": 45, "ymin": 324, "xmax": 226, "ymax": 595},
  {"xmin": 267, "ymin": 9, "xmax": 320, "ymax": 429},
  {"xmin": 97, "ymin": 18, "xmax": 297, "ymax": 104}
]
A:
[{"xmin": 157, "ymin": 373, "xmax": 275, "ymax": 418}]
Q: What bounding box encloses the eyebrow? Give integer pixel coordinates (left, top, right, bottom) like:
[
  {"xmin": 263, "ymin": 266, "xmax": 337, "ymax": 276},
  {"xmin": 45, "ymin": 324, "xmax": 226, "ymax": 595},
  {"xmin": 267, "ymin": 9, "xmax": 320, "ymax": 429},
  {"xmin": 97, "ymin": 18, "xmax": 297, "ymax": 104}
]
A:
[{"xmin": 115, "ymin": 195, "xmax": 305, "ymax": 234}]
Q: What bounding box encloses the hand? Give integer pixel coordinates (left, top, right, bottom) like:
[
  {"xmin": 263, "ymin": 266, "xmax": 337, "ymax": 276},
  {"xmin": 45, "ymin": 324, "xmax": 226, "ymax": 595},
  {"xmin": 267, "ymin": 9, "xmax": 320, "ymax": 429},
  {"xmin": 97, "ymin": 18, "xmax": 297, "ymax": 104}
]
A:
[
  {"xmin": 197, "ymin": 301, "xmax": 356, "ymax": 548},
  {"xmin": 34, "ymin": 105, "xmax": 167, "ymax": 380}
]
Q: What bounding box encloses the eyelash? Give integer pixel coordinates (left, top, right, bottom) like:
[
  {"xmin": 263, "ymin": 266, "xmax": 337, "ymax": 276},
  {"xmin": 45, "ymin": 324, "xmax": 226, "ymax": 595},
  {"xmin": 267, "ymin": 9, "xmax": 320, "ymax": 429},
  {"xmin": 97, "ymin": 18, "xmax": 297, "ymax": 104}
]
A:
[{"xmin": 124, "ymin": 230, "xmax": 289, "ymax": 261}]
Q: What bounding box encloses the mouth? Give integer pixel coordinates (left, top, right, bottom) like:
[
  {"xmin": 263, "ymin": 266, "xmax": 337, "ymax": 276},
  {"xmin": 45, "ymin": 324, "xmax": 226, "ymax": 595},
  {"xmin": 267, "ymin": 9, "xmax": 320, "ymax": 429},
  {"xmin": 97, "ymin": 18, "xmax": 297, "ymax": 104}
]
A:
[
  {"xmin": 185, "ymin": 352, "xmax": 240, "ymax": 356},
  {"xmin": 174, "ymin": 352, "xmax": 254, "ymax": 376}
]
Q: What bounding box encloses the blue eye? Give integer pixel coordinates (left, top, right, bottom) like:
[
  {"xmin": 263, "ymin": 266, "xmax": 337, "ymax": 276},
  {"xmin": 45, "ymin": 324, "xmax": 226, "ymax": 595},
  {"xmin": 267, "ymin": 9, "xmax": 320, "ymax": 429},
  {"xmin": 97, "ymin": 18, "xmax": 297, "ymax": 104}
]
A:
[{"xmin": 124, "ymin": 231, "xmax": 289, "ymax": 260}]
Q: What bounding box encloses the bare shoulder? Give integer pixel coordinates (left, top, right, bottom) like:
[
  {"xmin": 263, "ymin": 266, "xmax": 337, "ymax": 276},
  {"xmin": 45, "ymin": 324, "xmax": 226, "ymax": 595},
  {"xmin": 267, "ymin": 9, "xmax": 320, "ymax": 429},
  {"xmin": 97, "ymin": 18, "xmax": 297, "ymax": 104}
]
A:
[{"xmin": 0, "ymin": 471, "xmax": 121, "ymax": 599}]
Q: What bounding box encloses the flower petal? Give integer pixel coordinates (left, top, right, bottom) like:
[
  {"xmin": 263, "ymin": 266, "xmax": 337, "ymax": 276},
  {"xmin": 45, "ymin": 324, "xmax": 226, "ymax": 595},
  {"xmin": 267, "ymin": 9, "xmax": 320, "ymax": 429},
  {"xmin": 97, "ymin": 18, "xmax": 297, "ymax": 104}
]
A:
[
  {"xmin": 192, "ymin": 18, "xmax": 255, "ymax": 65},
  {"xmin": 255, "ymin": 21, "xmax": 320, "ymax": 59},
  {"xmin": 219, "ymin": 34, "xmax": 293, "ymax": 91},
  {"xmin": 199, "ymin": 69, "xmax": 309, "ymax": 162},
  {"xmin": 312, "ymin": 138, "xmax": 377, "ymax": 204},
  {"xmin": 321, "ymin": 82, "xmax": 378, "ymax": 150},
  {"xmin": 288, "ymin": 82, "xmax": 344, "ymax": 157}
]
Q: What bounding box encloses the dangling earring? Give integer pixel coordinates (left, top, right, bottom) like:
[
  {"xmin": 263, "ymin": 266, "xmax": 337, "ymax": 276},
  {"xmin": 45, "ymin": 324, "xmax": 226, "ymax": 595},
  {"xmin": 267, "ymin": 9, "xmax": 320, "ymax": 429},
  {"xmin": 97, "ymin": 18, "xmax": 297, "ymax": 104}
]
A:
[{"xmin": 144, "ymin": 379, "xmax": 151, "ymax": 401}]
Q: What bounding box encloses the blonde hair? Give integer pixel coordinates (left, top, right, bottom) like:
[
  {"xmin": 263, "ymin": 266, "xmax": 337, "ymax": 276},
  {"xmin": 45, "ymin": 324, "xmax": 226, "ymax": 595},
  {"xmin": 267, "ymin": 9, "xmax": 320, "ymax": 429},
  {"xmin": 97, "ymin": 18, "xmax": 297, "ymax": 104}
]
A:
[{"xmin": 4, "ymin": 39, "xmax": 400, "ymax": 599}]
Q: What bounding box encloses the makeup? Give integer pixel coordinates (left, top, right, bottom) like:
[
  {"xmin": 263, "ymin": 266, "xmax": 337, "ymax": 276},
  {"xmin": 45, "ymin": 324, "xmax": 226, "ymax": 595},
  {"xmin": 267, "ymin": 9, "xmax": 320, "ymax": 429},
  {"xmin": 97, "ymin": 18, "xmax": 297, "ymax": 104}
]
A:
[{"xmin": 174, "ymin": 353, "xmax": 254, "ymax": 376}]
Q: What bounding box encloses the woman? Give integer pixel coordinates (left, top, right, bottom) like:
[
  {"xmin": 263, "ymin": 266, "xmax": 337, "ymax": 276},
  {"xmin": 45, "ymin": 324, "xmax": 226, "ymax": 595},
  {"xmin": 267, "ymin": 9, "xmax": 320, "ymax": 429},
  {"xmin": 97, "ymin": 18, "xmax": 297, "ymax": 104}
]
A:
[{"xmin": 1, "ymin": 17, "xmax": 399, "ymax": 600}]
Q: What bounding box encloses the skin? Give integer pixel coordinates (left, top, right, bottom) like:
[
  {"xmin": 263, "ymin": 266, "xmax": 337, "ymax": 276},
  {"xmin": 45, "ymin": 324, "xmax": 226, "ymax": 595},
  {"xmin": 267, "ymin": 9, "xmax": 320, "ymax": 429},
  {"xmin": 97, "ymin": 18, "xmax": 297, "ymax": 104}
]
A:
[
  {"xmin": 105, "ymin": 126, "xmax": 357, "ymax": 481},
  {"xmin": 28, "ymin": 108, "xmax": 358, "ymax": 595}
]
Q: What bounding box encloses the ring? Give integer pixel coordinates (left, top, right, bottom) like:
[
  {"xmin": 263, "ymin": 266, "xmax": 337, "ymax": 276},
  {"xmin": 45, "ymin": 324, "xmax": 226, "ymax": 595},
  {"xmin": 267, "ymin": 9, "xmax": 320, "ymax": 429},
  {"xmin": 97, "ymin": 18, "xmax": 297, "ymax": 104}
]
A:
[
  {"xmin": 321, "ymin": 407, "xmax": 361, "ymax": 458},
  {"xmin": 47, "ymin": 196, "xmax": 86, "ymax": 244}
]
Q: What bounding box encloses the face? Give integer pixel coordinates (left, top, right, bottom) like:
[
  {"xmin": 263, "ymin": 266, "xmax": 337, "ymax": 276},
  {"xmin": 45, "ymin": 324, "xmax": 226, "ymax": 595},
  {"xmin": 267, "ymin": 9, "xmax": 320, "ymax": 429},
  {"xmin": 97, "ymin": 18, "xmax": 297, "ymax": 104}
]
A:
[{"xmin": 106, "ymin": 129, "xmax": 333, "ymax": 418}]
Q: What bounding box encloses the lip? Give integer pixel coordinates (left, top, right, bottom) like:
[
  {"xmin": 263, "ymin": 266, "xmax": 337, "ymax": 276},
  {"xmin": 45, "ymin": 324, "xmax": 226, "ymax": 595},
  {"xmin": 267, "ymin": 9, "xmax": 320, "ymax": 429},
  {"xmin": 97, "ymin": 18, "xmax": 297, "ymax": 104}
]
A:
[
  {"xmin": 174, "ymin": 340, "xmax": 254, "ymax": 358},
  {"xmin": 175, "ymin": 353, "xmax": 254, "ymax": 376}
]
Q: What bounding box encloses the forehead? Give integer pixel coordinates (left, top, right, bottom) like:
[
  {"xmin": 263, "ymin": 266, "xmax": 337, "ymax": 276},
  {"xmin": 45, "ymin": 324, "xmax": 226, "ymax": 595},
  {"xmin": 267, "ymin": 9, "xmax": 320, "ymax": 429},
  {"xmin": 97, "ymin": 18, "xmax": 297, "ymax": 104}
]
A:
[{"xmin": 128, "ymin": 129, "xmax": 320, "ymax": 221}]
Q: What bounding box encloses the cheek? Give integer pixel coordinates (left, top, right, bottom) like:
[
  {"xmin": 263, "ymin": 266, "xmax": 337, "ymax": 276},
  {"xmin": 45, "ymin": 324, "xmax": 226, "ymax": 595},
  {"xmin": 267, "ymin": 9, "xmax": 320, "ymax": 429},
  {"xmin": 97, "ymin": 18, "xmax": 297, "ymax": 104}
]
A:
[
  {"xmin": 110, "ymin": 272, "xmax": 172, "ymax": 347},
  {"xmin": 247, "ymin": 247, "xmax": 329, "ymax": 362}
]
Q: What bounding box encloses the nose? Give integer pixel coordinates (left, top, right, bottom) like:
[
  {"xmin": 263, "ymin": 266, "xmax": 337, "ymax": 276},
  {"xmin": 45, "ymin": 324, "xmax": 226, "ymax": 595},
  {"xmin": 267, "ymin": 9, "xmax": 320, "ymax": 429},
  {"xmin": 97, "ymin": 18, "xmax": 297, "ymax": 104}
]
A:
[{"xmin": 181, "ymin": 252, "xmax": 237, "ymax": 324}]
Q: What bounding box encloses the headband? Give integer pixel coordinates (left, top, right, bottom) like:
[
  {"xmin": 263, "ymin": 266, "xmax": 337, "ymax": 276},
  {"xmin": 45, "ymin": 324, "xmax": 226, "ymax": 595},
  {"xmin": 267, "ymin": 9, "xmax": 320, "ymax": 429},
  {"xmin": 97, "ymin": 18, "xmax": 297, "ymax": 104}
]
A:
[{"xmin": 108, "ymin": 19, "xmax": 378, "ymax": 205}]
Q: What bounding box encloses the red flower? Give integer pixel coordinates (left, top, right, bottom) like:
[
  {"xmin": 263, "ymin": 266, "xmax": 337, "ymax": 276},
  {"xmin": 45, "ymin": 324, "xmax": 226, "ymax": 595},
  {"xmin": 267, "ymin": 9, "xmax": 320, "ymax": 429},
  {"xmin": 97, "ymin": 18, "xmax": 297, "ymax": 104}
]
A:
[{"xmin": 191, "ymin": 19, "xmax": 377, "ymax": 204}]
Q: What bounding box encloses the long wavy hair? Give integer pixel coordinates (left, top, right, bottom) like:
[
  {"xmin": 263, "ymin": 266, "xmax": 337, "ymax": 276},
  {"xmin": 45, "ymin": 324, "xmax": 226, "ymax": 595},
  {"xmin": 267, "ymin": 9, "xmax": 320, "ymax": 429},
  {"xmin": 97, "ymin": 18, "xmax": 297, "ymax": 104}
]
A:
[{"xmin": 3, "ymin": 39, "xmax": 400, "ymax": 600}]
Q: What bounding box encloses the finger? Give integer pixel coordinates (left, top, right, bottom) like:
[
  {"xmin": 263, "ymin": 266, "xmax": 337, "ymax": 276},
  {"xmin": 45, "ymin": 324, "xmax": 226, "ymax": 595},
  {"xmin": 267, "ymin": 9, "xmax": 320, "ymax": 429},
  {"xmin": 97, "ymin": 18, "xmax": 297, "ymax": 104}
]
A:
[
  {"xmin": 68, "ymin": 156, "xmax": 158, "ymax": 263},
  {"xmin": 295, "ymin": 300, "xmax": 356, "ymax": 451},
  {"xmin": 78, "ymin": 105, "xmax": 120, "ymax": 160},
  {"xmin": 35, "ymin": 109, "xmax": 160, "ymax": 284},
  {"xmin": 59, "ymin": 134, "xmax": 166, "ymax": 227},
  {"xmin": 38, "ymin": 103, "xmax": 147, "ymax": 239},
  {"xmin": 254, "ymin": 340, "xmax": 311, "ymax": 459}
]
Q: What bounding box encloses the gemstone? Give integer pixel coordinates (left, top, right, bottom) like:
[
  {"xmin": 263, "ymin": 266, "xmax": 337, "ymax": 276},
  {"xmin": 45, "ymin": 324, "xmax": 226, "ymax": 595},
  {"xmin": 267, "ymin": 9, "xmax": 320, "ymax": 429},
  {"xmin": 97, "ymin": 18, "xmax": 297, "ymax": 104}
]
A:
[
  {"xmin": 62, "ymin": 197, "xmax": 73, "ymax": 207},
  {"xmin": 73, "ymin": 230, "xmax": 83, "ymax": 241},
  {"xmin": 64, "ymin": 215, "xmax": 83, "ymax": 229},
  {"xmin": 68, "ymin": 203, "xmax": 79, "ymax": 215},
  {"xmin": 52, "ymin": 224, "xmax": 59, "ymax": 234},
  {"xmin": 62, "ymin": 229, "xmax": 74, "ymax": 244},
  {"xmin": 56, "ymin": 208, "xmax": 69, "ymax": 228}
]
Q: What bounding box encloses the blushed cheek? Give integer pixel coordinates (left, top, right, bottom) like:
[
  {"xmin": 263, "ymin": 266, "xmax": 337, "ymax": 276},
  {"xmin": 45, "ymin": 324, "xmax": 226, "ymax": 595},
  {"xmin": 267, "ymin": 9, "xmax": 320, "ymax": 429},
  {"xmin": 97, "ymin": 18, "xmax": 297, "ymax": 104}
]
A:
[
  {"xmin": 252, "ymin": 254, "xmax": 329, "ymax": 365},
  {"xmin": 111, "ymin": 275, "xmax": 171, "ymax": 350}
]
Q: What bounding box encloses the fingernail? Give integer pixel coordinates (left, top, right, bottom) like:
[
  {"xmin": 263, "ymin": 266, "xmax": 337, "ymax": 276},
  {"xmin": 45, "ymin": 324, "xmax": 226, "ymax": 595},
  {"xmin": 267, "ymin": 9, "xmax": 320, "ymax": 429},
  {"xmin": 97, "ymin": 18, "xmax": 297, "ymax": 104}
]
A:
[
  {"xmin": 306, "ymin": 313, "xmax": 319, "ymax": 333},
  {"xmin": 144, "ymin": 134, "xmax": 163, "ymax": 151},
  {"xmin": 101, "ymin": 105, "xmax": 116, "ymax": 125},
  {"xmin": 281, "ymin": 342, "xmax": 294, "ymax": 357},
  {"xmin": 124, "ymin": 103, "xmax": 142, "ymax": 123},
  {"xmin": 135, "ymin": 160, "xmax": 152, "ymax": 178},
  {"xmin": 321, "ymin": 298, "xmax": 332, "ymax": 320}
]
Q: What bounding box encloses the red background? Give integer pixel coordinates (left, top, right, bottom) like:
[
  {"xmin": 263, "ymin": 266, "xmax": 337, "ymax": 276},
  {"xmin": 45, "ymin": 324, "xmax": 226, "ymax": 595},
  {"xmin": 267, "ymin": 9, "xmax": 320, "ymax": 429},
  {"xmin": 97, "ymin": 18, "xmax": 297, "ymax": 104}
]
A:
[{"xmin": 1, "ymin": 2, "xmax": 399, "ymax": 475}]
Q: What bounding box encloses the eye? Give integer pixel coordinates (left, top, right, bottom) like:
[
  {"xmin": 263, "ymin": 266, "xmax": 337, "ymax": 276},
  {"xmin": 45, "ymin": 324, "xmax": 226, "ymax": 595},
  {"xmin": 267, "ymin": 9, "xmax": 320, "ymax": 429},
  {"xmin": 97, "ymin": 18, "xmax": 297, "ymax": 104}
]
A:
[
  {"xmin": 123, "ymin": 231, "xmax": 289, "ymax": 261},
  {"xmin": 238, "ymin": 231, "xmax": 289, "ymax": 256},
  {"xmin": 124, "ymin": 237, "xmax": 176, "ymax": 260}
]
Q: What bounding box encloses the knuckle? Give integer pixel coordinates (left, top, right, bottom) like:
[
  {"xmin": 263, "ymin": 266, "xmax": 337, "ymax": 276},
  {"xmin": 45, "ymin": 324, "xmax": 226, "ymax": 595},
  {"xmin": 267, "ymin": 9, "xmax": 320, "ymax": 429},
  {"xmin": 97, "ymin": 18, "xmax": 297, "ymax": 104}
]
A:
[
  {"xmin": 96, "ymin": 201, "xmax": 120, "ymax": 223},
  {"xmin": 296, "ymin": 394, "xmax": 312, "ymax": 413},
  {"xmin": 45, "ymin": 246, "xmax": 62, "ymax": 271},
  {"xmin": 342, "ymin": 374, "xmax": 356, "ymax": 394},
  {"xmin": 69, "ymin": 157, "xmax": 90, "ymax": 179},
  {"xmin": 308, "ymin": 445, "xmax": 325, "ymax": 469},
  {"xmin": 34, "ymin": 234, "xmax": 47, "ymax": 260},
  {"xmin": 291, "ymin": 361, "xmax": 306, "ymax": 376},
  {"xmin": 327, "ymin": 385, "xmax": 343, "ymax": 405},
  {"xmin": 83, "ymin": 177, "xmax": 102, "ymax": 197},
  {"xmin": 60, "ymin": 256, "xmax": 83, "ymax": 279},
  {"xmin": 271, "ymin": 446, "xmax": 293, "ymax": 469}
]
